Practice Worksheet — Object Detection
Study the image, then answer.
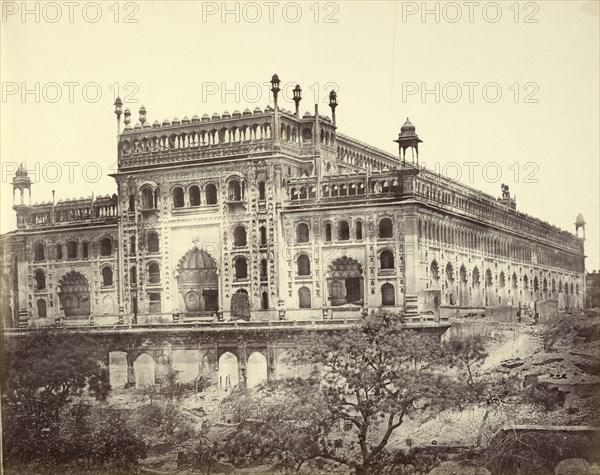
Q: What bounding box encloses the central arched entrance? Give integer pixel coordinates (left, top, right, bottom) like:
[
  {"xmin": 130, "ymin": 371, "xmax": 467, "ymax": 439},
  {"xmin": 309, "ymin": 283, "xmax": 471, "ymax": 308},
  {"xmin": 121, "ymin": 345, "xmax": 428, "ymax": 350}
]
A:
[
  {"xmin": 327, "ymin": 256, "xmax": 364, "ymax": 306},
  {"xmin": 58, "ymin": 271, "xmax": 90, "ymax": 318},
  {"xmin": 176, "ymin": 247, "xmax": 219, "ymax": 314}
]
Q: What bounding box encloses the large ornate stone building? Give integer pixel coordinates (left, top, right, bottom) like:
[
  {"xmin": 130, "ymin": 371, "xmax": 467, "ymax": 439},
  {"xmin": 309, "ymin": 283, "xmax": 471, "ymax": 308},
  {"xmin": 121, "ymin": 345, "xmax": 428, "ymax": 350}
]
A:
[{"xmin": 1, "ymin": 75, "xmax": 587, "ymax": 331}]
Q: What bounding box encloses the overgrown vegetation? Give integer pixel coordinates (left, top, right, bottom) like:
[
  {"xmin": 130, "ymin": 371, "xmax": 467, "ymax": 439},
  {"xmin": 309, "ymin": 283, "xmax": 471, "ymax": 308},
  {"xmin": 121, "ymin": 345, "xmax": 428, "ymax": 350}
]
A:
[{"xmin": 1, "ymin": 331, "xmax": 147, "ymax": 474}]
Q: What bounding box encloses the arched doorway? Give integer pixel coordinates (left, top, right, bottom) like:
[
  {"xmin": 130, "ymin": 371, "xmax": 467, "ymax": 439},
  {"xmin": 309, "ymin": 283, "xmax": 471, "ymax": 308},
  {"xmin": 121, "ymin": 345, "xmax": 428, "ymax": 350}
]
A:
[
  {"xmin": 176, "ymin": 247, "xmax": 219, "ymax": 314},
  {"xmin": 218, "ymin": 352, "xmax": 239, "ymax": 389},
  {"xmin": 327, "ymin": 256, "xmax": 364, "ymax": 306},
  {"xmin": 134, "ymin": 353, "xmax": 155, "ymax": 388},
  {"xmin": 246, "ymin": 352, "xmax": 268, "ymax": 388},
  {"xmin": 58, "ymin": 271, "xmax": 91, "ymax": 318}
]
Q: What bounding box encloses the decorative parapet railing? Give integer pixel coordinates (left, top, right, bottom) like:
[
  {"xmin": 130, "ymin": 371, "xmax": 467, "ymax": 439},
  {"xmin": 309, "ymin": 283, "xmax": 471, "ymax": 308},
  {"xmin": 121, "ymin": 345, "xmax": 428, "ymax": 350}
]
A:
[{"xmin": 24, "ymin": 195, "xmax": 119, "ymax": 229}]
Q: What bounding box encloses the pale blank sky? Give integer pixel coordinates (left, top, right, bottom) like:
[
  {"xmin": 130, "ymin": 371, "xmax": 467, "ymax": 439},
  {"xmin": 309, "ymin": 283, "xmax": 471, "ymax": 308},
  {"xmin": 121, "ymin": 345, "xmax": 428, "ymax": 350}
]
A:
[{"xmin": 1, "ymin": 0, "xmax": 598, "ymax": 268}]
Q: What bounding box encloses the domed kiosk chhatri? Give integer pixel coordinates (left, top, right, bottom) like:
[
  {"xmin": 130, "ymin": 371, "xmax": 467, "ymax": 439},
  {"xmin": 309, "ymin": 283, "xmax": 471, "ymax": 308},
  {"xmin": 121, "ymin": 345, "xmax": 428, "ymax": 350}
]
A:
[{"xmin": 0, "ymin": 74, "xmax": 586, "ymax": 387}]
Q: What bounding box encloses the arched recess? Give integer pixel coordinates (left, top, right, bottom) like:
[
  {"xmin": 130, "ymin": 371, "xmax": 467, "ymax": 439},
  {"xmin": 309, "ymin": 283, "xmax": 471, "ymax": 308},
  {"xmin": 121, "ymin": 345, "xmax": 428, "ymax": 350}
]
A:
[
  {"xmin": 328, "ymin": 256, "xmax": 364, "ymax": 306},
  {"xmin": 101, "ymin": 295, "xmax": 115, "ymax": 315},
  {"xmin": 246, "ymin": 352, "xmax": 268, "ymax": 389},
  {"xmin": 218, "ymin": 352, "xmax": 239, "ymax": 389},
  {"xmin": 176, "ymin": 247, "xmax": 219, "ymax": 313},
  {"xmin": 58, "ymin": 271, "xmax": 91, "ymax": 318},
  {"xmin": 134, "ymin": 353, "xmax": 155, "ymax": 388}
]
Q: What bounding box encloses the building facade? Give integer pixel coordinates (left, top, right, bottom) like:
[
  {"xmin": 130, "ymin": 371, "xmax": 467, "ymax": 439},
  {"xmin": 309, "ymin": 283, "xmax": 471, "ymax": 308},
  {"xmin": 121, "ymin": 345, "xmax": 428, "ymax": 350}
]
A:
[{"xmin": 1, "ymin": 75, "xmax": 587, "ymax": 331}]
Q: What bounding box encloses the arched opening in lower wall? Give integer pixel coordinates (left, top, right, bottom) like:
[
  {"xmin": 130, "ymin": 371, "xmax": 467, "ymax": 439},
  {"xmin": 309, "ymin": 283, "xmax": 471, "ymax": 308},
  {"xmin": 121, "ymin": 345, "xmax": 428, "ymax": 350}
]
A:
[
  {"xmin": 177, "ymin": 247, "xmax": 219, "ymax": 314},
  {"xmin": 58, "ymin": 271, "xmax": 90, "ymax": 318},
  {"xmin": 134, "ymin": 353, "xmax": 155, "ymax": 388},
  {"xmin": 218, "ymin": 352, "xmax": 239, "ymax": 390},
  {"xmin": 246, "ymin": 352, "xmax": 268, "ymax": 388},
  {"xmin": 327, "ymin": 256, "xmax": 364, "ymax": 306}
]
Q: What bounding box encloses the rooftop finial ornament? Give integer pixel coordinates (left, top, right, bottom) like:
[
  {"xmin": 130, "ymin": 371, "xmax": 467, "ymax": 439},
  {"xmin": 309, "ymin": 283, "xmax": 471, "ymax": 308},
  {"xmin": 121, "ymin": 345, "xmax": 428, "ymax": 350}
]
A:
[
  {"xmin": 270, "ymin": 74, "xmax": 281, "ymax": 107},
  {"xmin": 293, "ymin": 84, "xmax": 302, "ymax": 119},
  {"xmin": 329, "ymin": 89, "xmax": 338, "ymax": 127},
  {"xmin": 123, "ymin": 108, "xmax": 131, "ymax": 128},
  {"xmin": 139, "ymin": 105, "xmax": 147, "ymax": 125},
  {"xmin": 113, "ymin": 97, "xmax": 123, "ymax": 135}
]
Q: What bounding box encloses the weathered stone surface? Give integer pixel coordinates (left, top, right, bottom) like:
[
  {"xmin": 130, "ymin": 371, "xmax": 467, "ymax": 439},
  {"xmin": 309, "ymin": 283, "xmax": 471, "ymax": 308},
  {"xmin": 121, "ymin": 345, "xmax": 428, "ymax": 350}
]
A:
[
  {"xmin": 134, "ymin": 353, "xmax": 155, "ymax": 388},
  {"xmin": 108, "ymin": 351, "xmax": 128, "ymax": 389},
  {"xmin": 554, "ymin": 458, "xmax": 600, "ymax": 475},
  {"xmin": 428, "ymin": 461, "xmax": 491, "ymax": 475}
]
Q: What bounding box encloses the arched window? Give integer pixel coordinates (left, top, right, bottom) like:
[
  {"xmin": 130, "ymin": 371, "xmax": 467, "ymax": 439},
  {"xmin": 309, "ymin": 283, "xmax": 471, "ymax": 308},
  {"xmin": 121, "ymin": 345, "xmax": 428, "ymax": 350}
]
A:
[
  {"xmin": 35, "ymin": 270, "xmax": 46, "ymax": 290},
  {"xmin": 82, "ymin": 242, "xmax": 89, "ymax": 259},
  {"xmin": 261, "ymin": 291, "xmax": 269, "ymax": 309},
  {"xmin": 149, "ymin": 293, "xmax": 161, "ymax": 314},
  {"xmin": 55, "ymin": 243, "xmax": 63, "ymax": 260},
  {"xmin": 141, "ymin": 186, "xmax": 155, "ymax": 209},
  {"xmin": 260, "ymin": 259, "xmax": 268, "ymax": 281},
  {"xmin": 234, "ymin": 257, "xmax": 248, "ymax": 279},
  {"xmin": 148, "ymin": 262, "xmax": 160, "ymax": 284},
  {"xmin": 189, "ymin": 185, "xmax": 201, "ymax": 206},
  {"xmin": 128, "ymin": 194, "xmax": 135, "ymax": 211},
  {"xmin": 258, "ymin": 181, "xmax": 266, "ymax": 200},
  {"xmin": 147, "ymin": 232, "xmax": 159, "ymax": 253},
  {"xmin": 67, "ymin": 241, "xmax": 78, "ymax": 259},
  {"xmin": 205, "ymin": 183, "xmax": 217, "ymax": 205},
  {"xmin": 297, "ymin": 255, "xmax": 311, "ymax": 276},
  {"xmin": 34, "ymin": 243, "xmax": 45, "ymax": 262},
  {"xmin": 296, "ymin": 223, "xmax": 309, "ymax": 243},
  {"xmin": 130, "ymin": 235, "xmax": 136, "ymax": 254},
  {"xmin": 381, "ymin": 283, "xmax": 395, "ymax": 306},
  {"xmin": 379, "ymin": 218, "xmax": 393, "ymax": 238},
  {"xmin": 233, "ymin": 226, "xmax": 247, "ymax": 247},
  {"xmin": 356, "ymin": 221, "xmax": 363, "ymax": 240},
  {"xmin": 298, "ymin": 286, "xmax": 311, "ymax": 308},
  {"xmin": 228, "ymin": 179, "xmax": 241, "ymax": 201},
  {"xmin": 172, "ymin": 187, "xmax": 184, "ymax": 208},
  {"xmin": 37, "ymin": 298, "xmax": 47, "ymax": 318},
  {"xmin": 380, "ymin": 250, "xmax": 395, "ymax": 269},
  {"xmin": 259, "ymin": 226, "xmax": 267, "ymax": 246},
  {"xmin": 102, "ymin": 267, "xmax": 114, "ymax": 286},
  {"xmin": 130, "ymin": 266, "xmax": 137, "ymax": 285},
  {"xmin": 325, "ymin": 223, "xmax": 332, "ymax": 242},
  {"xmin": 337, "ymin": 220, "xmax": 350, "ymax": 241},
  {"xmin": 100, "ymin": 238, "xmax": 112, "ymax": 256},
  {"xmin": 499, "ymin": 272, "xmax": 505, "ymax": 288}
]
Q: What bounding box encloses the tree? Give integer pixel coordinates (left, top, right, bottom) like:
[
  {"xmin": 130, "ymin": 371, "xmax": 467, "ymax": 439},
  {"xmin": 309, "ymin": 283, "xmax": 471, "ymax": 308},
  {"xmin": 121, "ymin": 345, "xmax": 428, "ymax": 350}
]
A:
[
  {"xmin": 225, "ymin": 312, "xmax": 470, "ymax": 475},
  {"xmin": 1, "ymin": 330, "xmax": 146, "ymax": 471}
]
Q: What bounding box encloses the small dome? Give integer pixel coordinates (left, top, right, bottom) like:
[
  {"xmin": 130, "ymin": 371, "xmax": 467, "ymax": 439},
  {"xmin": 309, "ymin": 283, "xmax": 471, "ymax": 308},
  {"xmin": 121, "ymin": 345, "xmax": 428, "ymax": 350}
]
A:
[
  {"xmin": 191, "ymin": 114, "xmax": 200, "ymax": 123},
  {"xmin": 303, "ymin": 111, "xmax": 312, "ymax": 118},
  {"xmin": 400, "ymin": 118, "xmax": 416, "ymax": 135},
  {"xmin": 265, "ymin": 105, "xmax": 273, "ymax": 112},
  {"xmin": 181, "ymin": 247, "xmax": 217, "ymax": 270},
  {"xmin": 15, "ymin": 164, "xmax": 28, "ymax": 178},
  {"xmin": 202, "ymin": 113, "xmax": 210, "ymax": 122},
  {"xmin": 162, "ymin": 118, "xmax": 171, "ymax": 126},
  {"xmin": 243, "ymin": 108, "xmax": 252, "ymax": 116},
  {"xmin": 182, "ymin": 116, "xmax": 190, "ymax": 124},
  {"xmin": 576, "ymin": 213, "xmax": 586, "ymax": 226},
  {"xmin": 172, "ymin": 117, "xmax": 181, "ymax": 125},
  {"xmin": 253, "ymin": 107, "xmax": 262, "ymax": 114},
  {"xmin": 222, "ymin": 111, "xmax": 231, "ymax": 119},
  {"xmin": 134, "ymin": 122, "xmax": 142, "ymax": 130},
  {"xmin": 232, "ymin": 110, "xmax": 241, "ymax": 118},
  {"xmin": 143, "ymin": 122, "xmax": 152, "ymax": 129},
  {"xmin": 152, "ymin": 120, "xmax": 161, "ymax": 128},
  {"xmin": 212, "ymin": 112, "xmax": 221, "ymax": 120}
]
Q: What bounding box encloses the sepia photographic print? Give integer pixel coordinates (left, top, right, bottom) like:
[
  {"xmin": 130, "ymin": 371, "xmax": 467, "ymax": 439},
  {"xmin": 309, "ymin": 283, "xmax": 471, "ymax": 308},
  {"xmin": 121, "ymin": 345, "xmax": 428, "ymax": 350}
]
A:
[{"xmin": 1, "ymin": 1, "xmax": 599, "ymax": 474}]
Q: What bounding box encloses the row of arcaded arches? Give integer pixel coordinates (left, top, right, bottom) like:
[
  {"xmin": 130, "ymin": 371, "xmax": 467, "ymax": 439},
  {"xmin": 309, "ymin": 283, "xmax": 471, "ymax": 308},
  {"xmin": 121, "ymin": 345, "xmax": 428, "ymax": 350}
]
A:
[
  {"xmin": 120, "ymin": 121, "xmax": 273, "ymax": 155},
  {"xmin": 33, "ymin": 237, "xmax": 113, "ymax": 262},
  {"xmin": 428, "ymin": 260, "xmax": 580, "ymax": 306}
]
